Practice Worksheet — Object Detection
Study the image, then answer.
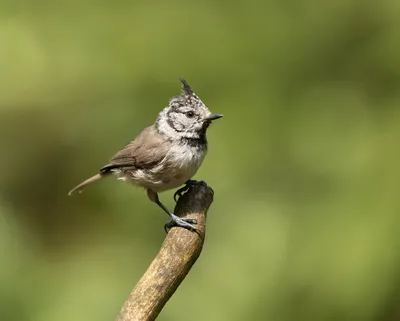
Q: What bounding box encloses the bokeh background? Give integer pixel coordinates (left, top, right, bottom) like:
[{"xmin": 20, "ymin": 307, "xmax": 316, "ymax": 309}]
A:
[{"xmin": 1, "ymin": 0, "xmax": 400, "ymax": 320}]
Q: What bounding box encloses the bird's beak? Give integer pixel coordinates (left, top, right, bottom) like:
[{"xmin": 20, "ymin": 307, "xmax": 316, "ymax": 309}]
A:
[{"xmin": 205, "ymin": 113, "xmax": 223, "ymax": 121}]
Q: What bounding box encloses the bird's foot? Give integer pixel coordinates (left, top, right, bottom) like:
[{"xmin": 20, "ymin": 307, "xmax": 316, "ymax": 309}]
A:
[
  {"xmin": 164, "ymin": 214, "xmax": 198, "ymax": 233},
  {"xmin": 174, "ymin": 180, "xmax": 209, "ymax": 202}
]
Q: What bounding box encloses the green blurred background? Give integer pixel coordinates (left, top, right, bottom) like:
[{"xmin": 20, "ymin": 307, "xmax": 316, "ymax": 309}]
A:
[{"xmin": 1, "ymin": 0, "xmax": 400, "ymax": 320}]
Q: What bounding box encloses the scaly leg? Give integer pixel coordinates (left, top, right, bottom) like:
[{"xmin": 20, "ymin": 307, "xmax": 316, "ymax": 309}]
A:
[{"xmin": 147, "ymin": 189, "xmax": 197, "ymax": 233}]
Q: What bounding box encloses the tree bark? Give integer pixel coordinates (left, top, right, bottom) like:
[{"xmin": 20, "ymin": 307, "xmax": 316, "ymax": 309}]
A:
[{"xmin": 115, "ymin": 181, "xmax": 214, "ymax": 321}]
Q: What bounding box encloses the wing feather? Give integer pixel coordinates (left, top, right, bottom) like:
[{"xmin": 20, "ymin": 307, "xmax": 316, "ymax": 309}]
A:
[{"xmin": 100, "ymin": 126, "xmax": 169, "ymax": 173}]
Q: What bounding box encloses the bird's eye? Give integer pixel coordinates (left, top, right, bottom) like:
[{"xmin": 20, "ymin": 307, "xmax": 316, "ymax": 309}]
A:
[{"xmin": 186, "ymin": 111, "xmax": 195, "ymax": 118}]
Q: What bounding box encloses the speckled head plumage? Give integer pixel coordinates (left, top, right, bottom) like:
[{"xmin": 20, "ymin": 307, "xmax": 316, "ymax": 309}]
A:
[{"xmin": 156, "ymin": 78, "xmax": 223, "ymax": 141}]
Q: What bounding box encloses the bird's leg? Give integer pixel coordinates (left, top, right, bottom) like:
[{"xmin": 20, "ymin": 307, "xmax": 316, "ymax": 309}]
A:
[
  {"xmin": 173, "ymin": 179, "xmax": 198, "ymax": 202},
  {"xmin": 147, "ymin": 189, "xmax": 197, "ymax": 233}
]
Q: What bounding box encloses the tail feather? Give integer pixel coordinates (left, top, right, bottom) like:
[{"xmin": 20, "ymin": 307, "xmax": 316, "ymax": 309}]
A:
[{"xmin": 68, "ymin": 173, "xmax": 105, "ymax": 196}]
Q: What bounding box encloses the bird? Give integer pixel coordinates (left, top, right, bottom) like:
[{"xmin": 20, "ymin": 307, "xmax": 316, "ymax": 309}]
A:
[{"xmin": 68, "ymin": 78, "xmax": 223, "ymax": 232}]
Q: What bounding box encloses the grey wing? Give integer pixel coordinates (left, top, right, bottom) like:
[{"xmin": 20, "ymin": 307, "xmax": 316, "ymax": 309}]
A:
[{"xmin": 100, "ymin": 126, "xmax": 169, "ymax": 173}]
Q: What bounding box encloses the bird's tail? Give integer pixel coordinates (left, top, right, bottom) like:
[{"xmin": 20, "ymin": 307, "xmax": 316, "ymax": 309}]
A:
[{"xmin": 68, "ymin": 173, "xmax": 106, "ymax": 196}]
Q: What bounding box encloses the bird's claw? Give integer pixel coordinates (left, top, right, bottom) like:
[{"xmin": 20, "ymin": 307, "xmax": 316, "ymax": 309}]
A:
[
  {"xmin": 173, "ymin": 179, "xmax": 212, "ymax": 202},
  {"xmin": 164, "ymin": 217, "xmax": 198, "ymax": 233},
  {"xmin": 173, "ymin": 179, "xmax": 199, "ymax": 202}
]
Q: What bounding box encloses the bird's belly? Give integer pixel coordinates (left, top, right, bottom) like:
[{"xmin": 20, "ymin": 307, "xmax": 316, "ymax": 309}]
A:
[
  {"xmin": 152, "ymin": 172, "xmax": 193, "ymax": 192},
  {"xmin": 124, "ymin": 147, "xmax": 206, "ymax": 192},
  {"xmin": 136, "ymin": 164, "xmax": 198, "ymax": 192}
]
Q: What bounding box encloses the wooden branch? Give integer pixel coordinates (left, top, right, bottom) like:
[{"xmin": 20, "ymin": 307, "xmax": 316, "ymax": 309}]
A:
[{"xmin": 115, "ymin": 181, "xmax": 214, "ymax": 321}]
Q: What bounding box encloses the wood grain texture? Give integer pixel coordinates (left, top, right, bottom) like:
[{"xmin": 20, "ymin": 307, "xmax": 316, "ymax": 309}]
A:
[{"xmin": 115, "ymin": 181, "xmax": 214, "ymax": 321}]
